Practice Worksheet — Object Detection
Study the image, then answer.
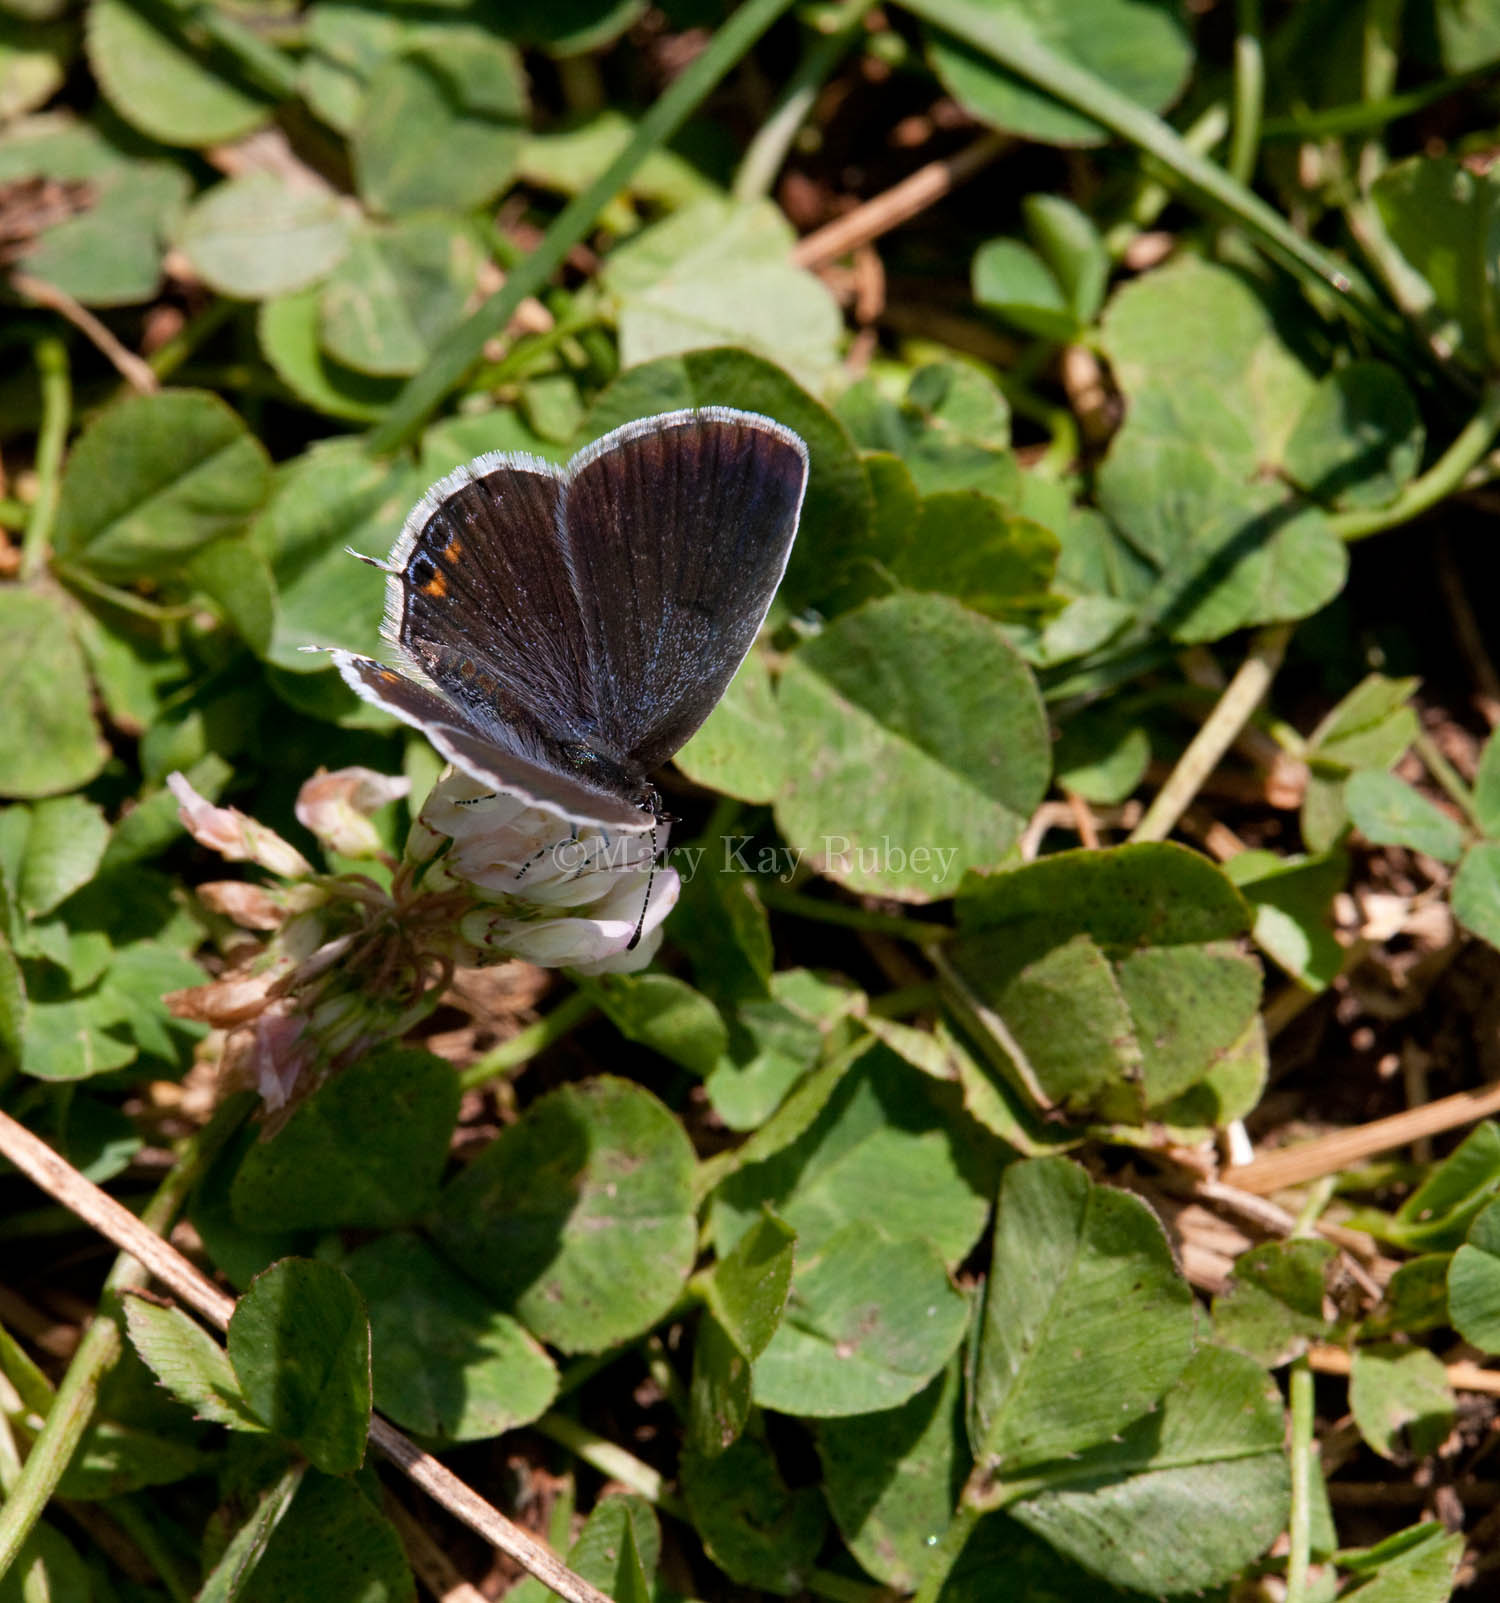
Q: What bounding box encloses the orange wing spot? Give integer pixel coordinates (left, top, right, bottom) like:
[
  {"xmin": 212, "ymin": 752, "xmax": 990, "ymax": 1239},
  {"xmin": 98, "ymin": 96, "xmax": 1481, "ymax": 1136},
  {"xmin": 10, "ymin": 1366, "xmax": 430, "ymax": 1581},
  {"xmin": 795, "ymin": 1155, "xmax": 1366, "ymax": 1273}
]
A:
[
  {"xmin": 476, "ymin": 673, "xmax": 497, "ymax": 695},
  {"xmin": 458, "ymin": 658, "xmax": 476, "ymax": 678},
  {"xmin": 422, "ymin": 573, "xmax": 449, "ymax": 598},
  {"xmin": 443, "ymin": 537, "xmax": 464, "ymax": 562}
]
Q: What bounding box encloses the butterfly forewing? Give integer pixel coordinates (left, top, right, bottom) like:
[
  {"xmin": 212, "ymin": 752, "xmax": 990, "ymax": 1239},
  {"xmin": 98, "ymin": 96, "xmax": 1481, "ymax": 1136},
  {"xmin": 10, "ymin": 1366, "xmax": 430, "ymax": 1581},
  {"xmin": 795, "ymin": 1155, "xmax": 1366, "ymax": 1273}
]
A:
[
  {"xmin": 560, "ymin": 410, "xmax": 808, "ymax": 771},
  {"xmin": 388, "ymin": 460, "xmax": 599, "ymax": 746}
]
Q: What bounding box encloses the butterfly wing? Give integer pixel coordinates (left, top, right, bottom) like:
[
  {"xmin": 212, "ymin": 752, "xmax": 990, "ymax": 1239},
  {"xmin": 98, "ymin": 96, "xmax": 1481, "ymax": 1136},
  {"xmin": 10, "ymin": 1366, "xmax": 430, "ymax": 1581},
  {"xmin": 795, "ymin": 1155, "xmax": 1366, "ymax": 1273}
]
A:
[
  {"xmin": 559, "ymin": 408, "xmax": 808, "ymax": 772},
  {"xmin": 328, "ymin": 651, "xmax": 650, "ymax": 832},
  {"xmin": 382, "ymin": 456, "xmax": 601, "ymax": 750}
]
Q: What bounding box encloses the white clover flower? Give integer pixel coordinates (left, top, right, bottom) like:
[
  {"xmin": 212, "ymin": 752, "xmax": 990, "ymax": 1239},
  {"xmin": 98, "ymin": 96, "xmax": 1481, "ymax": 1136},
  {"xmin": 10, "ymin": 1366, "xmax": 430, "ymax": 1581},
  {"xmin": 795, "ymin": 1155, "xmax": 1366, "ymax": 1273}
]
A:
[
  {"xmin": 413, "ymin": 769, "xmax": 678, "ymax": 974},
  {"xmin": 165, "ymin": 762, "xmax": 678, "ymax": 1110}
]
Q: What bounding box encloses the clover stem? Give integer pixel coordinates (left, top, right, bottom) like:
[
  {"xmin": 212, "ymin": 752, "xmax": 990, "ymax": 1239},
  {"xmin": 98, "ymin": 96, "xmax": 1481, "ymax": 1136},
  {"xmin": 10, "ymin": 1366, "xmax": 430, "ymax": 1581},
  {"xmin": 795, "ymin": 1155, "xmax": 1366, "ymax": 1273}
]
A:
[
  {"xmin": 1284, "ymin": 1357, "xmax": 1316, "ymax": 1603},
  {"xmin": 1227, "ymin": 0, "xmax": 1264, "ymax": 187},
  {"xmin": 1130, "ymin": 622, "xmax": 1293, "ymax": 846},
  {"xmin": 19, "ymin": 336, "xmax": 68, "ymax": 585}
]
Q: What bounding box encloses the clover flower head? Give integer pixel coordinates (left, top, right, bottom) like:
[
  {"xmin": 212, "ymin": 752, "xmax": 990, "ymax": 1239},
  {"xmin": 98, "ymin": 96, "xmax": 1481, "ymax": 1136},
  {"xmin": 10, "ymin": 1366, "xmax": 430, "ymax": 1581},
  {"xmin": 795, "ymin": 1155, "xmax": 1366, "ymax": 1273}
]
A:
[{"xmin": 165, "ymin": 763, "xmax": 677, "ymax": 1109}]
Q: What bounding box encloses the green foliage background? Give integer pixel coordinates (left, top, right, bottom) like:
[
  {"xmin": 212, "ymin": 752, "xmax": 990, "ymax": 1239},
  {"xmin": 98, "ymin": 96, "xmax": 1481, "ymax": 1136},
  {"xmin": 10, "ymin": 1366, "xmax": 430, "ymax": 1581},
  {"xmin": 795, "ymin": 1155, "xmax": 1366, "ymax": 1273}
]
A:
[{"xmin": 4, "ymin": 0, "xmax": 1500, "ymax": 1599}]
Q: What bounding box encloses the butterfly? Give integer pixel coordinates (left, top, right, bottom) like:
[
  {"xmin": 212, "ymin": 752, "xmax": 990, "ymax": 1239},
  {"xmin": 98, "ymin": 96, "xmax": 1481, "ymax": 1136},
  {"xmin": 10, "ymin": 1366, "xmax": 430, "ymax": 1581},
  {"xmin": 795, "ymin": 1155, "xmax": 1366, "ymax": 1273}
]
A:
[{"xmin": 323, "ymin": 407, "xmax": 809, "ymax": 841}]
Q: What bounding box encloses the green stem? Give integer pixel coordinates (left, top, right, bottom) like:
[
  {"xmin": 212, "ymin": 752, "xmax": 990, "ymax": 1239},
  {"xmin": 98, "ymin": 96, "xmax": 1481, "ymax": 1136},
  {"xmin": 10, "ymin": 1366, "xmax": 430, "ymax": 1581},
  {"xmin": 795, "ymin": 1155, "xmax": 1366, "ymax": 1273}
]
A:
[
  {"xmin": 0, "ymin": 1323, "xmax": 53, "ymax": 1422},
  {"xmin": 867, "ymin": 981, "xmax": 940, "ymax": 1017},
  {"xmin": 556, "ymin": 53, "xmax": 607, "ymax": 115},
  {"xmin": 463, "ymin": 305, "xmax": 604, "ymax": 395},
  {"xmin": 148, "ymin": 297, "xmax": 237, "ymax": 381},
  {"xmin": 457, "ymin": 988, "xmax": 595, "ymax": 1092},
  {"xmin": 152, "ymin": 0, "xmax": 299, "ymax": 98},
  {"xmin": 1284, "ymin": 1357, "xmax": 1315, "ymax": 1603},
  {"xmin": 1291, "ymin": 1175, "xmax": 1336, "ymax": 1237},
  {"xmin": 805, "ymin": 1569, "xmax": 891, "ymax": 1603},
  {"xmin": 899, "ymin": 0, "xmax": 1408, "ymax": 356},
  {"xmin": 367, "ymin": 0, "xmax": 800, "ymax": 452},
  {"xmin": 52, "ymin": 562, "xmax": 199, "ymax": 622},
  {"xmin": 1041, "ymin": 640, "xmax": 1177, "ymax": 704},
  {"xmin": 911, "ymin": 1500, "xmax": 982, "ymax": 1603},
  {"xmin": 1103, "ymin": 102, "xmax": 1227, "ymax": 258},
  {"xmin": 195, "ymin": 1461, "xmax": 305, "ymax": 1601},
  {"xmin": 531, "ymin": 1416, "xmax": 887, "ymax": 1603},
  {"xmin": 1130, "ymin": 623, "xmax": 1293, "ymax": 845},
  {"xmin": 732, "ymin": 0, "xmax": 875, "ymax": 201},
  {"xmin": 533, "ymin": 1413, "xmax": 684, "ymax": 1519},
  {"xmin": 1329, "ymin": 379, "xmax": 1500, "ymax": 542},
  {"xmin": 19, "ymin": 336, "xmax": 69, "ymax": 584},
  {"xmin": 1262, "ymin": 69, "xmax": 1487, "ymax": 140},
  {"xmin": 163, "ymin": 363, "xmax": 293, "ymax": 400},
  {"xmin": 0, "ymin": 1097, "xmax": 249, "ymax": 1577},
  {"xmin": 1356, "ymin": 0, "xmax": 1401, "ymax": 196},
  {"xmin": 1227, "ymin": 0, "xmax": 1263, "ymax": 187},
  {"xmin": 756, "ymin": 882, "xmax": 951, "ymax": 946},
  {"xmin": 1362, "ymin": 0, "xmax": 1401, "ymax": 104},
  {"xmin": 1413, "ymin": 728, "xmax": 1479, "ymax": 830},
  {"xmin": 108, "ymin": 1494, "xmax": 197, "ymax": 1603},
  {"xmin": 0, "ymin": 498, "xmax": 27, "ymax": 530}
]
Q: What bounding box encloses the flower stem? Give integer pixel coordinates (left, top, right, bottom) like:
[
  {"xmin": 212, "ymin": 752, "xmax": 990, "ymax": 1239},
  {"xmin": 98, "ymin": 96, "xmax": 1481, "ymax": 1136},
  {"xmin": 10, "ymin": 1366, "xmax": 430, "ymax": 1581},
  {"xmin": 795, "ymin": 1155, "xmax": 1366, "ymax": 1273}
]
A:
[
  {"xmin": 0, "ymin": 1096, "xmax": 250, "ymax": 1576},
  {"xmin": 153, "ymin": 0, "xmax": 299, "ymax": 98},
  {"xmin": 756, "ymin": 883, "xmax": 951, "ymax": 945},
  {"xmin": 911, "ymin": 1500, "xmax": 982, "ymax": 1603},
  {"xmin": 1130, "ymin": 622, "xmax": 1293, "ymax": 844},
  {"xmin": 1413, "ymin": 729, "xmax": 1479, "ymax": 830},
  {"xmin": 733, "ymin": 0, "xmax": 876, "ymax": 201},
  {"xmin": 148, "ymin": 297, "xmax": 237, "ymax": 382},
  {"xmin": 1227, "ymin": 0, "xmax": 1263, "ymax": 186},
  {"xmin": 458, "ymin": 988, "xmax": 595, "ymax": 1092},
  {"xmin": 534, "ymin": 1413, "xmax": 681, "ymax": 1516}
]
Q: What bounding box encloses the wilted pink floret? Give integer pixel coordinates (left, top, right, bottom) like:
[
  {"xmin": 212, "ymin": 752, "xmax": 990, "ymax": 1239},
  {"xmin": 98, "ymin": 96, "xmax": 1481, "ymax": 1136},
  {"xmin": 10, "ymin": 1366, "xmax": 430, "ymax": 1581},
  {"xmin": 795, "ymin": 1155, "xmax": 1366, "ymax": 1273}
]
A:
[
  {"xmin": 167, "ymin": 772, "xmax": 313, "ymax": 877},
  {"xmin": 247, "ymin": 1009, "xmax": 317, "ymax": 1111},
  {"xmin": 295, "ymin": 766, "xmax": 411, "ymax": 858}
]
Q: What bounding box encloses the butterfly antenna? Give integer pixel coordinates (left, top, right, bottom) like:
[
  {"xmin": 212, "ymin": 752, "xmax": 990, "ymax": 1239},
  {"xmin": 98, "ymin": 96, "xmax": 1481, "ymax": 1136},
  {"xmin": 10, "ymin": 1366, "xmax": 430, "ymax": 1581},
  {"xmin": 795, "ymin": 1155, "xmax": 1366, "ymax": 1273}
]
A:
[
  {"xmin": 626, "ymin": 821, "xmax": 657, "ymax": 952},
  {"xmin": 514, "ymin": 826, "xmax": 576, "ymax": 884},
  {"xmin": 345, "ymin": 546, "xmax": 396, "ymax": 573}
]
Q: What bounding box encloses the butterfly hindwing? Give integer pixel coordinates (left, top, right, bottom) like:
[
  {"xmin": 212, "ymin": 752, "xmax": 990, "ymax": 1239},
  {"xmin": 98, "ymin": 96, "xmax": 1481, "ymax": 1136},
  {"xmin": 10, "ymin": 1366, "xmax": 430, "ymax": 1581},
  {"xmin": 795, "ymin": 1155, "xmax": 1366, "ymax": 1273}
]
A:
[
  {"xmin": 328, "ymin": 651, "xmax": 648, "ymax": 831},
  {"xmin": 559, "ymin": 409, "xmax": 808, "ymax": 771}
]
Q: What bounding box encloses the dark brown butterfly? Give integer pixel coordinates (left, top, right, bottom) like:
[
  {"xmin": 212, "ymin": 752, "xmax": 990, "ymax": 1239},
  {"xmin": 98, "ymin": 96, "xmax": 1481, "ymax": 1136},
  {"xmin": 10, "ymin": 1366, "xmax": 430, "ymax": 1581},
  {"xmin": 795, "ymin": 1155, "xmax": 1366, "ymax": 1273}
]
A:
[{"xmin": 324, "ymin": 408, "xmax": 809, "ymax": 838}]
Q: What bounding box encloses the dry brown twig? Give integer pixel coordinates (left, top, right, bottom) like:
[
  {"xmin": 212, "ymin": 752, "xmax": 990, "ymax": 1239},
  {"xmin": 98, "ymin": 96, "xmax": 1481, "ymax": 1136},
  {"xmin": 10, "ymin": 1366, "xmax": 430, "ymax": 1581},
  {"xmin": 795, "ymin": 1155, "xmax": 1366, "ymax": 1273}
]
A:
[
  {"xmin": 9, "ymin": 273, "xmax": 158, "ymax": 395},
  {"xmin": 382, "ymin": 1492, "xmax": 491, "ymax": 1603},
  {"xmin": 1308, "ymin": 1342, "xmax": 1500, "ymax": 1398},
  {"xmin": 0, "ymin": 1108, "xmax": 615, "ymax": 1603},
  {"xmin": 1224, "ymin": 1081, "xmax": 1500, "ymax": 1195},
  {"xmin": 792, "ymin": 130, "xmax": 1008, "ymax": 269}
]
